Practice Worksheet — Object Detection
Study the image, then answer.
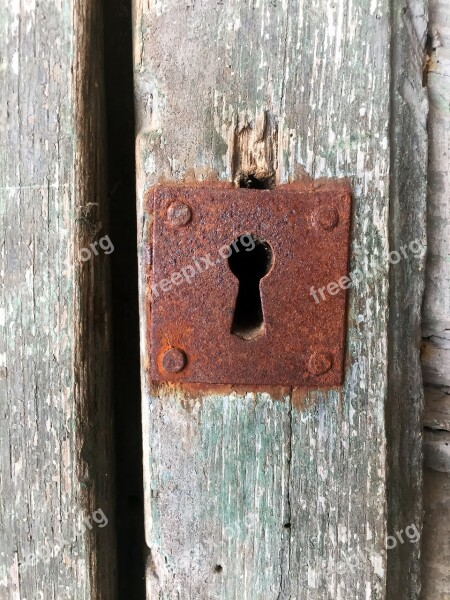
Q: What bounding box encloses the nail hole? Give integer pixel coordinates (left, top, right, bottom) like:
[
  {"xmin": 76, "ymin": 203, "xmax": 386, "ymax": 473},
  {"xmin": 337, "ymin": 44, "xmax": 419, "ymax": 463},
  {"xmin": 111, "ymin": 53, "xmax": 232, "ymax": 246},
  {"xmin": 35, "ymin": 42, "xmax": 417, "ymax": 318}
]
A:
[
  {"xmin": 237, "ymin": 172, "xmax": 275, "ymax": 190},
  {"xmin": 284, "ymin": 523, "xmax": 291, "ymax": 529},
  {"xmin": 228, "ymin": 236, "xmax": 273, "ymax": 340},
  {"xmin": 214, "ymin": 564, "xmax": 223, "ymax": 573}
]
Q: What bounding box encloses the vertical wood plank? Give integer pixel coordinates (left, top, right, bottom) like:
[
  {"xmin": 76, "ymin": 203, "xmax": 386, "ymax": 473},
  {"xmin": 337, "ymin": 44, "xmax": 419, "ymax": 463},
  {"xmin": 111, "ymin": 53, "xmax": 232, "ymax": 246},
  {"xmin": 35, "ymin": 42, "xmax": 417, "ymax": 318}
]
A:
[
  {"xmin": 386, "ymin": 1, "xmax": 428, "ymax": 598},
  {"xmin": 0, "ymin": 1, "xmax": 116, "ymax": 597},
  {"xmin": 133, "ymin": 1, "xmax": 427, "ymax": 597},
  {"xmin": 421, "ymin": 0, "xmax": 450, "ymax": 596}
]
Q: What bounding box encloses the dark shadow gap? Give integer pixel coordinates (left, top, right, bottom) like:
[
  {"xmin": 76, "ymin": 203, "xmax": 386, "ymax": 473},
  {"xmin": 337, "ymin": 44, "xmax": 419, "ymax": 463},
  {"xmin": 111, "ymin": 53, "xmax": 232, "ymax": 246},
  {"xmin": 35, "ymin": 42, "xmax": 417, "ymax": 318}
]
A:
[
  {"xmin": 103, "ymin": 0, "xmax": 146, "ymax": 598},
  {"xmin": 237, "ymin": 172, "xmax": 275, "ymax": 189},
  {"xmin": 228, "ymin": 236, "xmax": 273, "ymax": 340}
]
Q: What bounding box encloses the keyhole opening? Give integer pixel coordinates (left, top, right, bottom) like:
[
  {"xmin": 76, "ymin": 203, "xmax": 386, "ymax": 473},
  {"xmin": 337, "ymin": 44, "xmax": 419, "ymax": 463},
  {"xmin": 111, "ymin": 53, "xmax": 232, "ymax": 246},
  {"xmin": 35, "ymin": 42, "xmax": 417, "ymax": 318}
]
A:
[{"xmin": 228, "ymin": 235, "xmax": 273, "ymax": 340}]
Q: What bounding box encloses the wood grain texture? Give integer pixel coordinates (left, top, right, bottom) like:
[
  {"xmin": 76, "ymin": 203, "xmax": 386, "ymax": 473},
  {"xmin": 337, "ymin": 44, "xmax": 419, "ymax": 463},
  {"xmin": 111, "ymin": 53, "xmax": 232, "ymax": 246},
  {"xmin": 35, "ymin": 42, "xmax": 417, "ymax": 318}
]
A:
[
  {"xmin": 133, "ymin": 0, "xmax": 427, "ymax": 597},
  {"xmin": 424, "ymin": 387, "xmax": 450, "ymax": 432},
  {"xmin": 422, "ymin": 467, "xmax": 450, "ymax": 600},
  {"xmin": 1, "ymin": 1, "xmax": 115, "ymax": 598},
  {"xmin": 421, "ymin": 0, "xmax": 450, "ymax": 596},
  {"xmin": 386, "ymin": 1, "xmax": 428, "ymax": 597}
]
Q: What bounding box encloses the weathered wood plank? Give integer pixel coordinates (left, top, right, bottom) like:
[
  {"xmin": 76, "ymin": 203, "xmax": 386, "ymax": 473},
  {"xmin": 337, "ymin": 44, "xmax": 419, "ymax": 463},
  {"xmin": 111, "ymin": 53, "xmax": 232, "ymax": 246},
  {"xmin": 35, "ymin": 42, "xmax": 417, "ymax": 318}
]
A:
[
  {"xmin": 386, "ymin": 1, "xmax": 428, "ymax": 597},
  {"xmin": 1, "ymin": 1, "xmax": 115, "ymax": 597},
  {"xmin": 421, "ymin": 0, "xmax": 450, "ymax": 596},
  {"xmin": 134, "ymin": 1, "xmax": 427, "ymax": 597},
  {"xmin": 422, "ymin": 467, "xmax": 450, "ymax": 600}
]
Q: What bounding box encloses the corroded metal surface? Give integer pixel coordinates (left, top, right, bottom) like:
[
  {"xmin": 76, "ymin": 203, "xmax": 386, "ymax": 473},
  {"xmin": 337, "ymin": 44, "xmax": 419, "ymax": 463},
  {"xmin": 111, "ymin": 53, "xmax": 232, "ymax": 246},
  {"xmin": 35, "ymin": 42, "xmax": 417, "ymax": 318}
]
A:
[{"xmin": 147, "ymin": 183, "xmax": 351, "ymax": 386}]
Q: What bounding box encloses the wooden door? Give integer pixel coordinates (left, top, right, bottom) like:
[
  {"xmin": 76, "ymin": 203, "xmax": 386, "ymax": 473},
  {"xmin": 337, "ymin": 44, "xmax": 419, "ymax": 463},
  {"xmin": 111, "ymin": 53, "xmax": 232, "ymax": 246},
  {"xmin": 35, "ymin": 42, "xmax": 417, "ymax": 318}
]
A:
[
  {"xmin": 1, "ymin": 1, "xmax": 116, "ymax": 598},
  {"xmin": 133, "ymin": 1, "xmax": 426, "ymax": 598},
  {"xmin": 3, "ymin": 0, "xmax": 443, "ymax": 598}
]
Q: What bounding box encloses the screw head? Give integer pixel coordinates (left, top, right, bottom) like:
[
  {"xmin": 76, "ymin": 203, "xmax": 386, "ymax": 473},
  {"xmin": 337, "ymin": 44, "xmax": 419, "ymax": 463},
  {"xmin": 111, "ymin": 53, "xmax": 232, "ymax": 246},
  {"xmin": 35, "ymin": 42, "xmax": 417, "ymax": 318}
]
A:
[
  {"xmin": 308, "ymin": 351, "xmax": 333, "ymax": 376},
  {"xmin": 162, "ymin": 348, "xmax": 187, "ymax": 373},
  {"xmin": 314, "ymin": 206, "xmax": 339, "ymax": 231},
  {"xmin": 167, "ymin": 201, "xmax": 192, "ymax": 227}
]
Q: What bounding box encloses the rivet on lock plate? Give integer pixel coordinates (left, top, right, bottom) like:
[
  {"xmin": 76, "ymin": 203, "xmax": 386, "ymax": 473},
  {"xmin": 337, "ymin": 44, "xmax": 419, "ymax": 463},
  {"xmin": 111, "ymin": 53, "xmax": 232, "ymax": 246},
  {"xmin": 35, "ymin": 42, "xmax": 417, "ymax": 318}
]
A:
[{"xmin": 146, "ymin": 181, "xmax": 352, "ymax": 387}]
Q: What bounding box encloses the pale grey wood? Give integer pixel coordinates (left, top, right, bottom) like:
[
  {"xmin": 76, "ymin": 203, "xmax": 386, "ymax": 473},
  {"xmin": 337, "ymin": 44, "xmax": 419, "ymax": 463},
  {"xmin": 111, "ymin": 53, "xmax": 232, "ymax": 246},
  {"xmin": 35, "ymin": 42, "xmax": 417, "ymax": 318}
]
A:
[
  {"xmin": 421, "ymin": 0, "xmax": 450, "ymax": 596},
  {"xmin": 424, "ymin": 430, "xmax": 450, "ymax": 474},
  {"xmin": 0, "ymin": 1, "xmax": 115, "ymax": 598},
  {"xmin": 424, "ymin": 387, "xmax": 450, "ymax": 432},
  {"xmin": 133, "ymin": 0, "xmax": 427, "ymax": 598},
  {"xmin": 422, "ymin": 336, "xmax": 450, "ymax": 388},
  {"xmin": 422, "ymin": 468, "xmax": 450, "ymax": 600}
]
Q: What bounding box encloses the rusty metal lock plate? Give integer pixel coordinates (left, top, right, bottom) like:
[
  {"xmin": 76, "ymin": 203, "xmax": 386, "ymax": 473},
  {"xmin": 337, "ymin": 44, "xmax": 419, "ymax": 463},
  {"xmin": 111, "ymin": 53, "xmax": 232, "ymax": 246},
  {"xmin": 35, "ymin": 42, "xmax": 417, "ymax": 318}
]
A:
[{"xmin": 148, "ymin": 183, "xmax": 351, "ymax": 386}]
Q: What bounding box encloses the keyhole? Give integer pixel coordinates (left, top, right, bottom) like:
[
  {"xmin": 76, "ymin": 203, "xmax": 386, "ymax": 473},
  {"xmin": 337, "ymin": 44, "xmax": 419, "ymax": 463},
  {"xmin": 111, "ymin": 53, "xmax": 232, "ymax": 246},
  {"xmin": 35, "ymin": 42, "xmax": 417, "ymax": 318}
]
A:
[{"xmin": 228, "ymin": 235, "xmax": 273, "ymax": 340}]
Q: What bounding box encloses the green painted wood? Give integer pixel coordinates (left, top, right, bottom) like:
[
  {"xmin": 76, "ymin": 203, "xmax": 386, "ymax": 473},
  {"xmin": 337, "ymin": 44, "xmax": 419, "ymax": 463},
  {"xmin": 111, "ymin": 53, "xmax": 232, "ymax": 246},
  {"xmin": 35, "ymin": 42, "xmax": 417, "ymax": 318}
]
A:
[
  {"xmin": 133, "ymin": 0, "xmax": 427, "ymax": 597},
  {"xmin": 0, "ymin": 1, "xmax": 115, "ymax": 597}
]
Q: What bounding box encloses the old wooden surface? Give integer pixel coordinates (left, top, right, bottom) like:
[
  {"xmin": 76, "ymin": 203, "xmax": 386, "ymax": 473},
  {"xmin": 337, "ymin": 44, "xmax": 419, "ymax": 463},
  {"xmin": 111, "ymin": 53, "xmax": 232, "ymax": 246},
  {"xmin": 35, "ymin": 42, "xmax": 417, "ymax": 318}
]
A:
[
  {"xmin": 422, "ymin": 0, "xmax": 450, "ymax": 596},
  {"xmin": 387, "ymin": 0, "xmax": 428, "ymax": 596},
  {"xmin": 1, "ymin": 1, "xmax": 116, "ymax": 598},
  {"xmin": 134, "ymin": 1, "xmax": 427, "ymax": 598}
]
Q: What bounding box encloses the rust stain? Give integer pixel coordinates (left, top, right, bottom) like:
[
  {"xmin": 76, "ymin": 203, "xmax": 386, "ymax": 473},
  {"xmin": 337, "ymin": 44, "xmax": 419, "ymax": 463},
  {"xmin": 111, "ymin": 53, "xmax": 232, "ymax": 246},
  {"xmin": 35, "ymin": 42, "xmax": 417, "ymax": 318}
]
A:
[
  {"xmin": 145, "ymin": 181, "xmax": 352, "ymax": 387},
  {"xmin": 151, "ymin": 382, "xmax": 293, "ymax": 408}
]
